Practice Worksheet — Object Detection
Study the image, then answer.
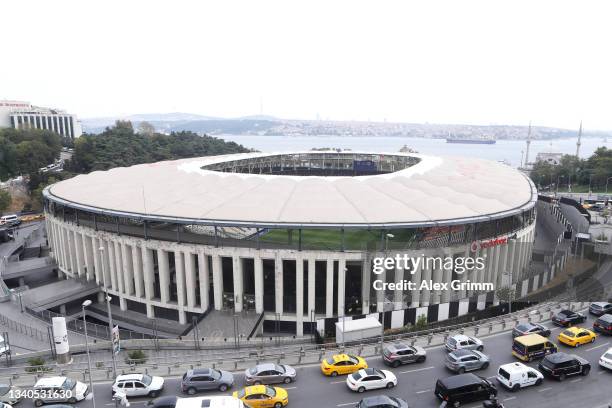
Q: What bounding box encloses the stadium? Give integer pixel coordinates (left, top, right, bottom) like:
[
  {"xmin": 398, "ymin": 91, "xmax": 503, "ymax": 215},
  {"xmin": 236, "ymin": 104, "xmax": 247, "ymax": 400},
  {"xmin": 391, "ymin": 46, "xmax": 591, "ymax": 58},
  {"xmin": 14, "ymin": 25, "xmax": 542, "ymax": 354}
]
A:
[{"xmin": 43, "ymin": 151, "xmax": 537, "ymax": 335}]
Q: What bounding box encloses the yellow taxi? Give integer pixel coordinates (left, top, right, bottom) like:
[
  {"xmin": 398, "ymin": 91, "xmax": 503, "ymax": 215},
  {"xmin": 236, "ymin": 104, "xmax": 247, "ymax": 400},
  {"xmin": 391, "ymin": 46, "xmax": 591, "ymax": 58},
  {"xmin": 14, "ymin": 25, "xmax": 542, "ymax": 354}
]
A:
[
  {"xmin": 557, "ymin": 326, "xmax": 597, "ymax": 347},
  {"xmin": 320, "ymin": 353, "xmax": 367, "ymax": 377},
  {"xmin": 232, "ymin": 385, "xmax": 288, "ymax": 408}
]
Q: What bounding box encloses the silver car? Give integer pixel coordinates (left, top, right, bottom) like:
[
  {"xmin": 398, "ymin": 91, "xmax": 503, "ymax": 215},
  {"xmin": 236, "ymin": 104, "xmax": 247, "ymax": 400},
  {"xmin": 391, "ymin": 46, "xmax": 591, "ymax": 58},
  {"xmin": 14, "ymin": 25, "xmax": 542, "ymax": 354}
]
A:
[
  {"xmin": 244, "ymin": 363, "xmax": 297, "ymax": 385},
  {"xmin": 445, "ymin": 349, "xmax": 490, "ymax": 373},
  {"xmin": 445, "ymin": 334, "xmax": 484, "ymax": 352},
  {"xmin": 382, "ymin": 342, "xmax": 427, "ymax": 367}
]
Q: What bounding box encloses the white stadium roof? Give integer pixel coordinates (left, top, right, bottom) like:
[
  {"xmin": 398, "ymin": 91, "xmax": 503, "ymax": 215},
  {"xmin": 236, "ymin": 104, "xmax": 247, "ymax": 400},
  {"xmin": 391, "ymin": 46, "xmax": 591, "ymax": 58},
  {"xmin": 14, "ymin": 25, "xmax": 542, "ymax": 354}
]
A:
[{"xmin": 46, "ymin": 152, "xmax": 537, "ymax": 228}]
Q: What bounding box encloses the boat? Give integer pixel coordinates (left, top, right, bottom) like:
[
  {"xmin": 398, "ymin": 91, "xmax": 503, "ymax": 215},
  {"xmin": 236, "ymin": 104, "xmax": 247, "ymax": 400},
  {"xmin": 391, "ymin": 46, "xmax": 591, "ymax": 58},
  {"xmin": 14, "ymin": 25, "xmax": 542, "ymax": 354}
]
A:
[{"xmin": 446, "ymin": 137, "xmax": 496, "ymax": 144}]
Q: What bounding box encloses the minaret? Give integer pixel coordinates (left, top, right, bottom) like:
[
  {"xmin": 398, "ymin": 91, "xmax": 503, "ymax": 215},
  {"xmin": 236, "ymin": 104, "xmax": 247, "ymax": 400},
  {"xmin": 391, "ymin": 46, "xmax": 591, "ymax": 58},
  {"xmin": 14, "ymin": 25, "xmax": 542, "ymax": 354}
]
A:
[
  {"xmin": 524, "ymin": 121, "xmax": 532, "ymax": 167},
  {"xmin": 576, "ymin": 121, "xmax": 582, "ymax": 158}
]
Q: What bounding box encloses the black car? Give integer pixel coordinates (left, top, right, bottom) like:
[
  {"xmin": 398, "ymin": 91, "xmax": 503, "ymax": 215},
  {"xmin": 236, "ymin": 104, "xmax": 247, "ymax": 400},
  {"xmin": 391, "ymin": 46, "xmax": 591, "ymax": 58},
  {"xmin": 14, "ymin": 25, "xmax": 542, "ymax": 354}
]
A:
[
  {"xmin": 538, "ymin": 352, "xmax": 590, "ymax": 381},
  {"xmin": 434, "ymin": 373, "xmax": 497, "ymax": 407},
  {"xmin": 146, "ymin": 396, "xmax": 177, "ymax": 408},
  {"xmin": 552, "ymin": 309, "xmax": 586, "ymax": 327},
  {"xmin": 512, "ymin": 322, "xmax": 551, "ymax": 338},
  {"xmin": 589, "ymin": 302, "xmax": 612, "ymax": 316},
  {"xmin": 593, "ymin": 314, "xmax": 612, "ymax": 335},
  {"xmin": 356, "ymin": 395, "xmax": 408, "ymax": 408}
]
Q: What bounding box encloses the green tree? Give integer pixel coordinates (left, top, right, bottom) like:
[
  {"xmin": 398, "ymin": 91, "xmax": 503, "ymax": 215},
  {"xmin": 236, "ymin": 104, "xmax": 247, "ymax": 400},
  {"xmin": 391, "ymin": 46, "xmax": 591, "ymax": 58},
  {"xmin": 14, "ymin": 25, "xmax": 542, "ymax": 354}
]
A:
[{"xmin": 0, "ymin": 190, "xmax": 11, "ymax": 213}]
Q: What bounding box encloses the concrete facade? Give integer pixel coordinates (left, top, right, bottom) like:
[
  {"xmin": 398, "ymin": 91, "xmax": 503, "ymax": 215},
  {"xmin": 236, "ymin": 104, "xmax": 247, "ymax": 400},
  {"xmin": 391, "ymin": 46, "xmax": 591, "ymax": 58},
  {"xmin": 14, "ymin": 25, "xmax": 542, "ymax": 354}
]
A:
[{"xmin": 45, "ymin": 215, "xmax": 536, "ymax": 335}]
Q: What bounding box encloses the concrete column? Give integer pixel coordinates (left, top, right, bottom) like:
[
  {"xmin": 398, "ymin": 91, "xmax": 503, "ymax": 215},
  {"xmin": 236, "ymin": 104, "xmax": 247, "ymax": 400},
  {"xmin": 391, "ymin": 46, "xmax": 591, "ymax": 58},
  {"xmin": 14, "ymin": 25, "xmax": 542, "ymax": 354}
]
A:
[
  {"xmin": 362, "ymin": 257, "xmax": 371, "ymax": 313},
  {"xmin": 61, "ymin": 227, "xmax": 70, "ymax": 272},
  {"xmin": 114, "ymin": 241, "xmax": 124, "ymax": 294},
  {"xmin": 507, "ymin": 240, "xmax": 517, "ymax": 283},
  {"xmin": 307, "ymin": 257, "xmax": 316, "ymax": 318},
  {"xmin": 185, "ymin": 252, "xmax": 197, "ymax": 309},
  {"xmin": 52, "ymin": 223, "xmax": 63, "ymax": 268},
  {"xmin": 141, "ymin": 246, "xmax": 155, "ymax": 301},
  {"xmin": 254, "ymin": 256, "xmax": 264, "ymax": 314},
  {"xmin": 326, "ymin": 259, "xmax": 334, "ymax": 317},
  {"xmin": 197, "ymin": 252, "xmax": 210, "ymax": 310},
  {"xmin": 232, "ymin": 256, "xmax": 243, "ymax": 312},
  {"xmin": 92, "ymin": 237, "xmax": 102, "ymax": 284},
  {"xmin": 68, "ymin": 230, "xmax": 77, "ymax": 274},
  {"xmin": 99, "ymin": 240, "xmax": 111, "ymax": 289},
  {"xmin": 212, "ymin": 254, "xmax": 223, "ymax": 310},
  {"xmin": 432, "ymin": 262, "xmax": 443, "ymax": 304},
  {"xmin": 83, "ymin": 234, "xmax": 94, "ymax": 281},
  {"xmin": 410, "ymin": 257, "xmax": 422, "ymax": 307},
  {"xmin": 121, "ymin": 243, "xmax": 134, "ymax": 295},
  {"xmin": 393, "ymin": 262, "xmax": 404, "ymax": 309},
  {"xmin": 107, "ymin": 241, "xmax": 117, "ymax": 290},
  {"xmin": 175, "ymin": 250, "xmax": 186, "ymax": 308},
  {"xmin": 74, "ymin": 232, "xmax": 84, "ymax": 276},
  {"xmin": 420, "ymin": 264, "xmax": 431, "ymax": 306},
  {"xmin": 132, "ymin": 244, "xmax": 144, "ymax": 298},
  {"xmin": 157, "ymin": 249, "xmax": 170, "ymax": 303},
  {"xmin": 296, "ymin": 256, "xmax": 304, "ymax": 336},
  {"xmin": 376, "ymin": 266, "xmax": 386, "ymax": 313},
  {"xmin": 499, "ymin": 242, "xmax": 509, "ymax": 288},
  {"xmin": 275, "ymin": 254, "xmax": 283, "ymax": 315},
  {"xmin": 337, "ymin": 257, "xmax": 346, "ymax": 317}
]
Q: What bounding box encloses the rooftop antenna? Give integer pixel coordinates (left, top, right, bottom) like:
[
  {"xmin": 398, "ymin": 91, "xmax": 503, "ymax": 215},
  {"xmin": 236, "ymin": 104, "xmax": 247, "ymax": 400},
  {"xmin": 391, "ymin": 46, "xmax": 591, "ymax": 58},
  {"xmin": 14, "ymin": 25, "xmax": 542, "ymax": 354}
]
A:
[
  {"xmin": 575, "ymin": 120, "xmax": 582, "ymax": 157},
  {"xmin": 524, "ymin": 121, "xmax": 532, "ymax": 168}
]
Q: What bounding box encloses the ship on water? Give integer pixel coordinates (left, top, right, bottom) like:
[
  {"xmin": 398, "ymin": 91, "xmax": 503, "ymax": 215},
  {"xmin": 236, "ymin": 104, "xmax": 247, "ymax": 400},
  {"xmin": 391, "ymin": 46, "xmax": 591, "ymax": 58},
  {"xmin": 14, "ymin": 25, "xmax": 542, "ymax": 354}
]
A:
[{"xmin": 446, "ymin": 136, "xmax": 496, "ymax": 144}]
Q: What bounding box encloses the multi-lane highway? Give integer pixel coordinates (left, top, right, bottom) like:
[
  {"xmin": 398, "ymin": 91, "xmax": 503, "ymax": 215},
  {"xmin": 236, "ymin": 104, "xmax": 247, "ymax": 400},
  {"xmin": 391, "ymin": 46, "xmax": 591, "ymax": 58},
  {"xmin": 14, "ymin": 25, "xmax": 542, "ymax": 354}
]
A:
[{"xmin": 12, "ymin": 310, "xmax": 611, "ymax": 408}]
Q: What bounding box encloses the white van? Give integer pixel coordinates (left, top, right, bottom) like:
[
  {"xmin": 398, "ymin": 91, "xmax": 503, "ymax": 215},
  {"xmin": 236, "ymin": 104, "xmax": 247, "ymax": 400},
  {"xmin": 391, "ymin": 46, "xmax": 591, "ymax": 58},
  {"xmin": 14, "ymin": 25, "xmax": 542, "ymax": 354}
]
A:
[
  {"xmin": 0, "ymin": 215, "xmax": 20, "ymax": 227},
  {"xmin": 175, "ymin": 396, "xmax": 245, "ymax": 408},
  {"xmin": 496, "ymin": 362, "xmax": 543, "ymax": 391}
]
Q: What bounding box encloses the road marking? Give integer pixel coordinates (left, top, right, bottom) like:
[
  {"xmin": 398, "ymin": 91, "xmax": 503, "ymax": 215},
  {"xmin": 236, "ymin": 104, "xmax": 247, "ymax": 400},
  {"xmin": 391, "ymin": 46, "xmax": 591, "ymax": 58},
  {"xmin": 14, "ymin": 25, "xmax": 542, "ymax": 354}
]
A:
[
  {"xmin": 337, "ymin": 402, "xmax": 359, "ymax": 407},
  {"xmin": 537, "ymin": 387, "xmax": 552, "ymax": 392},
  {"xmin": 284, "ymin": 386, "xmax": 297, "ymax": 390},
  {"xmin": 570, "ymin": 378, "xmax": 582, "ymax": 383},
  {"xmin": 399, "ymin": 366, "xmax": 434, "ymax": 374},
  {"xmin": 330, "ymin": 380, "xmax": 346, "ymax": 384},
  {"xmin": 586, "ymin": 341, "xmax": 610, "ymax": 351},
  {"xmin": 503, "ymin": 397, "xmax": 517, "ymax": 401},
  {"xmin": 487, "ymin": 375, "xmax": 497, "ymax": 379},
  {"xmin": 415, "ymin": 388, "xmax": 432, "ymax": 394}
]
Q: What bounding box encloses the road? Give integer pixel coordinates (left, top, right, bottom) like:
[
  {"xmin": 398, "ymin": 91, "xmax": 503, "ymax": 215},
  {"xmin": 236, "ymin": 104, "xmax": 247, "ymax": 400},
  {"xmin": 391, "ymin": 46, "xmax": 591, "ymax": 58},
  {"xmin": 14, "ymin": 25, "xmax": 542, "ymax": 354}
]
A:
[{"xmin": 11, "ymin": 311, "xmax": 612, "ymax": 408}]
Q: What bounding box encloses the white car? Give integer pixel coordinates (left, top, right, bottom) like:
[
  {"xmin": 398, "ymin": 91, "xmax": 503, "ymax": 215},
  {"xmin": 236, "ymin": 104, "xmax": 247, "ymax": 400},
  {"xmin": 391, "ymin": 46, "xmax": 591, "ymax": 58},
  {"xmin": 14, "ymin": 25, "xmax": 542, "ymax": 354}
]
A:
[
  {"xmin": 445, "ymin": 334, "xmax": 484, "ymax": 352},
  {"xmin": 112, "ymin": 374, "xmax": 164, "ymax": 398},
  {"xmin": 346, "ymin": 368, "xmax": 397, "ymax": 393},
  {"xmin": 496, "ymin": 362, "xmax": 544, "ymax": 391},
  {"xmin": 600, "ymin": 347, "xmax": 612, "ymax": 370},
  {"xmin": 33, "ymin": 377, "xmax": 89, "ymax": 406}
]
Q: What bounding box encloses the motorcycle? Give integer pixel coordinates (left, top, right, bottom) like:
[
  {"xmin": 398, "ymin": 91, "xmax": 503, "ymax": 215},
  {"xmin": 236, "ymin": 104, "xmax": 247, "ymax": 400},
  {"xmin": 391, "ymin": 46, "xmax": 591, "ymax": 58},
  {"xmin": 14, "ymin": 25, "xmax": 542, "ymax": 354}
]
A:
[{"xmin": 482, "ymin": 399, "xmax": 505, "ymax": 408}]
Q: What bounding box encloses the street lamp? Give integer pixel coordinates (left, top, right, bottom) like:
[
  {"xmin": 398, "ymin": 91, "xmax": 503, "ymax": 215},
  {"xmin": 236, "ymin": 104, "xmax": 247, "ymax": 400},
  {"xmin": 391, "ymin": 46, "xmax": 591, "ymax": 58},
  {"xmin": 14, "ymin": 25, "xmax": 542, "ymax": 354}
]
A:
[
  {"xmin": 99, "ymin": 246, "xmax": 117, "ymax": 377},
  {"xmin": 82, "ymin": 299, "xmax": 95, "ymax": 408},
  {"xmin": 556, "ymin": 175, "xmax": 564, "ymax": 194},
  {"xmin": 380, "ymin": 233, "xmax": 394, "ymax": 354},
  {"xmin": 606, "ymin": 177, "xmax": 612, "ymax": 194}
]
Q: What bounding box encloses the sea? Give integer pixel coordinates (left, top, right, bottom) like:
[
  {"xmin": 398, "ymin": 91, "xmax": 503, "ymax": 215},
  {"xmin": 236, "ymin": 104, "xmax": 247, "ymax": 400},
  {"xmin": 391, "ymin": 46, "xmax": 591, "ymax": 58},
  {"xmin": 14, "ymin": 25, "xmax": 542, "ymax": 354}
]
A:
[{"xmin": 216, "ymin": 134, "xmax": 610, "ymax": 168}]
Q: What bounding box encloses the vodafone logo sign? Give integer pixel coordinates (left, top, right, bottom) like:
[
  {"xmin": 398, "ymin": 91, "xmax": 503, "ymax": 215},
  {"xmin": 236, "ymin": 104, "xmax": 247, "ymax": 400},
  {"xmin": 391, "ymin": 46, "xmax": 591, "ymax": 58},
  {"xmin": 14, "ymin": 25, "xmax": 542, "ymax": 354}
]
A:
[{"xmin": 470, "ymin": 237, "xmax": 509, "ymax": 252}]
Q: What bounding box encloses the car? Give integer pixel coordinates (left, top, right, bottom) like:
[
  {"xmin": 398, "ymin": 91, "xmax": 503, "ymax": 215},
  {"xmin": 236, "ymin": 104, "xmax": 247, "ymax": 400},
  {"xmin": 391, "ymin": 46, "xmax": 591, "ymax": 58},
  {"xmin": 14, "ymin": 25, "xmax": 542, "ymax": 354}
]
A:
[
  {"xmin": 557, "ymin": 327, "xmax": 596, "ymax": 347},
  {"xmin": 538, "ymin": 352, "xmax": 590, "ymax": 381},
  {"xmin": 320, "ymin": 354, "xmax": 367, "ymax": 376},
  {"xmin": 32, "ymin": 377, "xmax": 89, "ymax": 406},
  {"xmin": 589, "ymin": 302, "xmax": 612, "ymax": 316},
  {"xmin": 445, "ymin": 349, "xmax": 490, "ymax": 373},
  {"xmin": 593, "ymin": 314, "xmax": 612, "ymax": 335},
  {"xmin": 599, "ymin": 347, "xmax": 612, "ymax": 370},
  {"xmin": 112, "ymin": 374, "xmax": 164, "ymax": 398},
  {"xmin": 0, "ymin": 215, "xmax": 20, "ymax": 227},
  {"xmin": 181, "ymin": 368, "xmax": 234, "ymax": 394},
  {"xmin": 146, "ymin": 396, "xmax": 177, "ymax": 408},
  {"xmin": 552, "ymin": 309, "xmax": 586, "ymax": 327},
  {"xmin": 434, "ymin": 373, "xmax": 497, "ymax": 407},
  {"xmin": 355, "ymin": 395, "xmax": 408, "ymax": 408},
  {"xmin": 0, "ymin": 335, "xmax": 10, "ymax": 357},
  {"xmin": 382, "ymin": 342, "xmax": 426, "ymax": 367},
  {"xmin": 346, "ymin": 368, "xmax": 397, "ymax": 393},
  {"xmin": 0, "ymin": 403, "xmax": 11, "ymax": 408},
  {"xmin": 511, "ymin": 322, "xmax": 551, "ymax": 338},
  {"xmin": 0, "ymin": 384, "xmax": 22, "ymax": 405},
  {"xmin": 445, "ymin": 334, "xmax": 484, "ymax": 352},
  {"xmin": 496, "ymin": 362, "xmax": 543, "ymax": 391},
  {"xmin": 175, "ymin": 396, "xmax": 245, "ymax": 408},
  {"xmin": 244, "ymin": 363, "xmax": 296, "ymax": 385},
  {"xmin": 232, "ymin": 385, "xmax": 288, "ymax": 408}
]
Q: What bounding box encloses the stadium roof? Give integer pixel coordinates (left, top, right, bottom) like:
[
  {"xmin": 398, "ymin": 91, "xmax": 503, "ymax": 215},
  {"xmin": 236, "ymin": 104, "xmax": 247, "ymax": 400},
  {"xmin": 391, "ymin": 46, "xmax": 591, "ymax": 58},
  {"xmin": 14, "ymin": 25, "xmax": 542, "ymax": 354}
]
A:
[{"xmin": 45, "ymin": 152, "xmax": 537, "ymax": 228}]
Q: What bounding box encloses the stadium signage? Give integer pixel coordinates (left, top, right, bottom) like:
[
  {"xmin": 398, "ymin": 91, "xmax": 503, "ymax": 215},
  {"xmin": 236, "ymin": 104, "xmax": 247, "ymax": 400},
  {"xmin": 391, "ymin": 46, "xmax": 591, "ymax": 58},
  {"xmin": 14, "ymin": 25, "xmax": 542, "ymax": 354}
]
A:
[{"xmin": 470, "ymin": 235, "xmax": 514, "ymax": 252}]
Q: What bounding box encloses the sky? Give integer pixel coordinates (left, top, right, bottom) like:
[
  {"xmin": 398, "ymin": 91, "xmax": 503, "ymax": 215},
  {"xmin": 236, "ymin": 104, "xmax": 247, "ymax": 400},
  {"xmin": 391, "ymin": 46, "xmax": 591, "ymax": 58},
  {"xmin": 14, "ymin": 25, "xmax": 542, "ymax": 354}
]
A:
[{"xmin": 2, "ymin": 0, "xmax": 612, "ymax": 130}]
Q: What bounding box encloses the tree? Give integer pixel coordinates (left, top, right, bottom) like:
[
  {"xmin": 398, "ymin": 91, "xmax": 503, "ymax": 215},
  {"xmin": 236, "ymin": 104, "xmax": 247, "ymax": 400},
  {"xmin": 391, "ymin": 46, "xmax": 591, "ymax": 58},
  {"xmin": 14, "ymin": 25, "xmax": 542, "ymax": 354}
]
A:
[
  {"xmin": 0, "ymin": 189, "xmax": 11, "ymax": 213},
  {"xmin": 137, "ymin": 121, "xmax": 155, "ymax": 136},
  {"xmin": 414, "ymin": 314, "xmax": 428, "ymax": 331},
  {"xmin": 496, "ymin": 286, "xmax": 515, "ymax": 307}
]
